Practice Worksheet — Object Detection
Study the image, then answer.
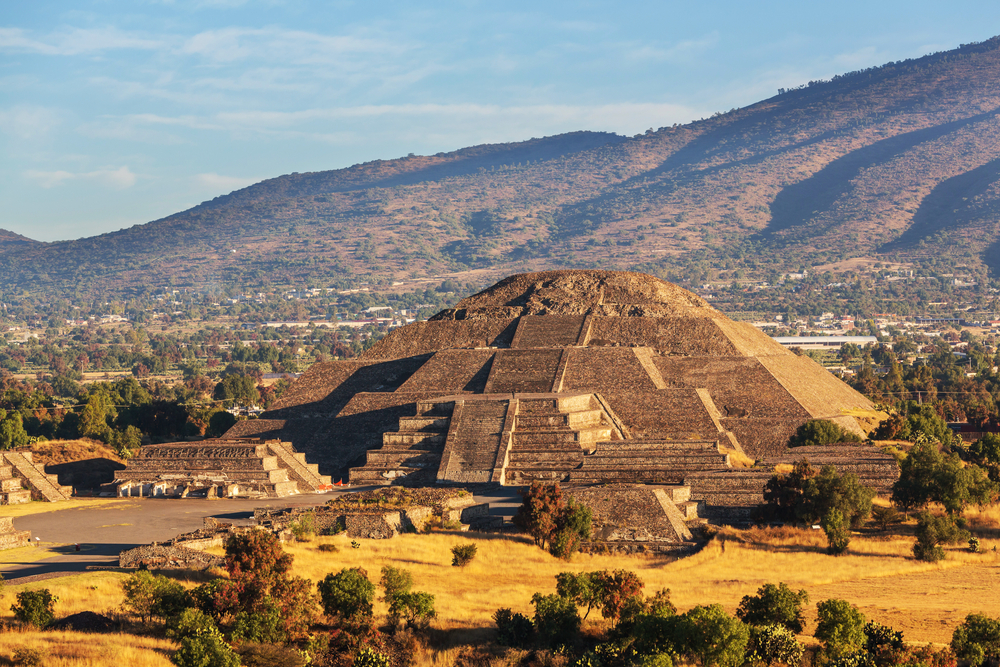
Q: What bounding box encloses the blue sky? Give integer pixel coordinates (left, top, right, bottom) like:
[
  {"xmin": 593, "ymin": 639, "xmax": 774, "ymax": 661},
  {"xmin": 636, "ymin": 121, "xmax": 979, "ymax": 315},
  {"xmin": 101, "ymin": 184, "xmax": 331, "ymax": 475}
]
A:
[{"xmin": 3, "ymin": 1, "xmax": 1000, "ymax": 242}]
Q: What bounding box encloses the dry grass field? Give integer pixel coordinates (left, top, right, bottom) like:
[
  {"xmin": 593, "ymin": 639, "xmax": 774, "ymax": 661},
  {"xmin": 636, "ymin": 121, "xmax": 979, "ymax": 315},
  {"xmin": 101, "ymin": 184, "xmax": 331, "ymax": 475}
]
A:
[{"xmin": 1, "ymin": 509, "xmax": 998, "ymax": 661}]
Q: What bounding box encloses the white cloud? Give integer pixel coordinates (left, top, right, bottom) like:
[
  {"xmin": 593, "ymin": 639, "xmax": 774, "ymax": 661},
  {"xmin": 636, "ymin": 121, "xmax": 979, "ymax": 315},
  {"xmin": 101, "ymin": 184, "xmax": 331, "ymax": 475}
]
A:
[
  {"xmin": 180, "ymin": 27, "xmax": 402, "ymax": 65},
  {"xmin": 26, "ymin": 166, "xmax": 137, "ymax": 189},
  {"xmin": 0, "ymin": 27, "xmax": 164, "ymax": 56},
  {"xmin": 195, "ymin": 173, "xmax": 261, "ymax": 190}
]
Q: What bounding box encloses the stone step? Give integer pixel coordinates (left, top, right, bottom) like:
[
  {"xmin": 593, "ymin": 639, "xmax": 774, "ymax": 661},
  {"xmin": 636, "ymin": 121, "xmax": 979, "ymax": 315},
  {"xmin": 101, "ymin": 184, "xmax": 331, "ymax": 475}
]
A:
[
  {"xmin": 1, "ymin": 489, "xmax": 31, "ymax": 504},
  {"xmin": 382, "ymin": 432, "xmax": 446, "ymax": 446},
  {"xmin": 583, "ymin": 452, "xmax": 728, "ymax": 463},
  {"xmin": 508, "ymin": 451, "xmax": 584, "ymax": 465},
  {"xmin": 0, "ymin": 465, "xmax": 13, "ymax": 479},
  {"xmin": 398, "ymin": 416, "xmax": 450, "ymax": 431},
  {"xmin": 2, "ymin": 451, "xmax": 72, "ymax": 502},
  {"xmin": 515, "ymin": 410, "xmax": 603, "ymax": 429},
  {"xmin": 1, "ymin": 478, "xmax": 25, "ymax": 492},
  {"xmin": 513, "ymin": 427, "xmax": 612, "ymax": 445},
  {"xmin": 416, "ymin": 401, "xmax": 455, "ymax": 417},
  {"xmin": 364, "ymin": 451, "xmax": 441, "ymax": 468},
  {"xmin": 596, "ymin": 440, "xmax": 721, "ymax": 452}
]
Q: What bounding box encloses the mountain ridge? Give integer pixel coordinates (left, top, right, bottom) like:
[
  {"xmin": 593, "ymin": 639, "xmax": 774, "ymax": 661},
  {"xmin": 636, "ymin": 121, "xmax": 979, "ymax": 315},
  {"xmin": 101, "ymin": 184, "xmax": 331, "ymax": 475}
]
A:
[{"xmin": 5, "ymin": 36, "xmax": 1000, "ymax": 296}]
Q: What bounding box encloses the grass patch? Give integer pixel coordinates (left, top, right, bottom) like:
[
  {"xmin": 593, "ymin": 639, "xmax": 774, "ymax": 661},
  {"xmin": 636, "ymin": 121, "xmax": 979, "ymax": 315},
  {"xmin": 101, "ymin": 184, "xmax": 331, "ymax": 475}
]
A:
[{"xmin": 0, "ymin": 627, "xmax": 175, "ymax": 666}]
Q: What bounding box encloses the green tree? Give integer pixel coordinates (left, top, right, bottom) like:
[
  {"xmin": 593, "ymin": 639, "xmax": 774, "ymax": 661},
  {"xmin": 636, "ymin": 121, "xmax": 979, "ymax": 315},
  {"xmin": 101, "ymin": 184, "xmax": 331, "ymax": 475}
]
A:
[
  {"xmin": 213, "ymin": 374, "xmax": 260, "ymax": 408},
  {"xmin": 736, "ymin": 582, "xmax": 809, "ymax": 633},
  {"xmin": 121, "ymin": 570, "xmax": 189, "ymax": 624},
  {"xmin": 796, "ymin": 465, "xmax": 875, "ymax": 528},
  {"xmin": 0, "ymin": 409, "xmax": 29, "ymax": 450},
  {"xmin": 970, "ymin": 433, "xmax": 1000, "ymax": 465},
  {"xmin": 531, "ymin": 592, "xmax": 580, "ymax": 648},
  {"xmin": 815, "ymin": 599, "xmax": 866, "ymax": 658},
  {"xmin": 822, "ymin": 509, "xmax": 851, "ymax": 555},
  {"xmin": 788, "ymin": 419, "xmax": 861, "ymax": 448},
  {"xmin": 913, "ymin": 511, "xmax": 969, "ymax": 562},
  {"xmin": 494, "ymin": 608, "xmax": 534, "ymax": 648},
  {"xmin": 172, "ymin": 609, "xmax": 240, "ymax": 667},
  {"xmin": 318, "ymin": 568, "xmax": 375, "ymax": 620},
  {"xmin": 11, "ymin": 589, "xmax": 57, "ymax": 628},
  {"xmin": 952, "ymin": 613, "xmax": 1000, "ymax": 667},
  {"xmin": 893, "ymin": 439, "xmax": 997, "ymax": 513},
  {"xmin": 744, "ymin": 624, "xmax": 805, "ymax": 667},
  {"xmin": 673, "ymin": 604, "xmax": 750, "ymax": 667}
]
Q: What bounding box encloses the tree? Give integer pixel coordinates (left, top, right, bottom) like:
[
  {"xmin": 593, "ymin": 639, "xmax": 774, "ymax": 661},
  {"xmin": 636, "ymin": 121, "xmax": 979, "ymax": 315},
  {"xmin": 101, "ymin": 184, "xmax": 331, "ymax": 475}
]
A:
[
  {"xmin": 513, "ymin": 482, "xmax": 592, "ymax": 559},
  {"xmin": 121, "ymin": 570, "xmax": 188, "ymax": 624},
  {"xmin": 815, "ymin": 599, "xmax": 866, "ymax": 658},
  {"xmin": 379, "ymin": 565, "xmax": 434, "ymax": 629},
  {"xmin": 673, "ymin": 604, "xmax": 750, "ymax": 667},
  {"xmin": 871, "ymin": 505, "xmax": 904, "ymax": 532},
  {"xmin": 736, "ymin": 582, "xmax": 809, "ymax": 633},
  {"xmin": 213, "ymin": 374, "xmax": 260, "ymax": 408},
  {"xmin": 800, "ymin": 465, "xmax": 875, "ymax": 528},
  {"xmin": 0, "ymin": 409, "xmax": 29, "ymax": 450},
  {"xmin": 451, "ymin": 543, "xmax": 477, "ymax": 567},
  {"xmin": 763, "ymin": 460, "xmax": 817, "ymax": 522},
  {"xmin": 494, "ymin": 608, "xmax": 534, "ymax": 648},
  {"xmin": 172, "ymin": 609, "xmax": 240, "ymax": 667},
  {"xmin": 952, "ymin": 613, "xmax": 1000, "ymax": 667},
  {"xmin": 592, "ymin": 569, "xmax": 644, "ymax": 629},
  {"xmin": 744, "ymin": 624, "xmax": 805, "ymax": 667},
  {"xmin": 970, "ymin": 433, "xmax": 1000, "ymax": 465},
  {"xmin": 822, "ymin": 509, "xmax": 851, "ymax": 555},
  {"xmin": 531, "ymin": 592, "xmax": 580, "ymax": 648},
  {"xmin": 913, "ymin": 511, "xmax": 969, "ymax": 562},
  {"xmin": 318, "ymin": 568, "xmax": 375, "ymax": 620},
  {"xmin": 11, "ymin": 589, "xmax": 57, "ymax": 628},
  {"xmin": 788, "ymin": 419, "xmax": 861, "ymax": 448},
  {"xmin": 894, "ymin": 439, "xmax": 997, "ymax": 513}
]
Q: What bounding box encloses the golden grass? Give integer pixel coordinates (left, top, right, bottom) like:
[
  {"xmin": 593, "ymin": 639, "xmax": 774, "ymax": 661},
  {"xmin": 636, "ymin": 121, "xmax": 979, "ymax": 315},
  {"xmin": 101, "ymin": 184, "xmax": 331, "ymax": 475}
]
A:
[
  {"xmin": 0, "ymin": 627, "xmax": 175, "ymax": 666},
  {"xmin": 280, "ymin": 525, "xmax": 1000, "ymax": 644},
  {"xmin": 28, "ymin": 439, "xmax": 123, "ymax": 466},
  {"xmin": 0, "ymin": 543, "xmax": 70, "ymax": 566},
  {"xmin": 0, "ymin": 498, "xmax": 134, "ymax": 518}
]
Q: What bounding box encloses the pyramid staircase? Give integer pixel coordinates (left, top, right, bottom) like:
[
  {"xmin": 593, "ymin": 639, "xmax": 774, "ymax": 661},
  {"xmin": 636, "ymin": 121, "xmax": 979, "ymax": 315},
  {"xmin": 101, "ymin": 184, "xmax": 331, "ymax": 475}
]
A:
[
  {"xmin": 350, "ymin": 401, "xmax": 454, "ymax": 485},
  {"xmin": 567, "ymin": 439, "xmax": 730, "ymax": 485},
  {"xmin": 266, "ymin": 442, "xmax": 333, "ymax": 491},
  {"xmin": 502, "ymin": 394, "xmax": 614, "ymax": 484},
  {"xmin": 0, "ymin": 451, "xmax": 72, "ymax": 503}
]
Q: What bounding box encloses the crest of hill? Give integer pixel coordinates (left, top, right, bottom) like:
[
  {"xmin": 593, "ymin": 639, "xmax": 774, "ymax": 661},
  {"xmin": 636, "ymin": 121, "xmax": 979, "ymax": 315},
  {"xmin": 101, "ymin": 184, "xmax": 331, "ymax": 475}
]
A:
[
  {"xmin": 8, "ymin": 37, "xmax": 1000, "ymax": 296},
  {"xmin": 0, "ymin": 229, "xmax": 40, "ymax": 250}
]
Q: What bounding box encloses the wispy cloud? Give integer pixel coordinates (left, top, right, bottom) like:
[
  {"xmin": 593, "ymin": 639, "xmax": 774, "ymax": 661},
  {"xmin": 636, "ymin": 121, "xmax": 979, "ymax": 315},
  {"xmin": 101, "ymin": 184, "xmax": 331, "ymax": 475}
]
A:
[
  {"xmin": 195, "ymin": 173, "xmax": 260, "ymax": 190},
  {"xmin": 179, "ymin": 27, "xmax": 405, "ymax": 65},
  {"xmin": 0, "ymin": 105, "xmax": 62, "ymax": 139},
  {"xmin": 0, "ymin": 27, "xmax": 164, "ymax": 55},
  {"xmin": 26, "ymin": 166, "xmax": 137, "ymax": 189}
]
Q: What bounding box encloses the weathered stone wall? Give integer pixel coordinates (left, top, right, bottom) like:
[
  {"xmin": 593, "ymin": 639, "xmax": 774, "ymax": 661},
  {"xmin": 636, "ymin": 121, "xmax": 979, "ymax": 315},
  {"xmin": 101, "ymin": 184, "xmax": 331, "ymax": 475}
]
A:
[{"xmin": 118, "ymin": 544, "xmax": 223, "ymax": 570}]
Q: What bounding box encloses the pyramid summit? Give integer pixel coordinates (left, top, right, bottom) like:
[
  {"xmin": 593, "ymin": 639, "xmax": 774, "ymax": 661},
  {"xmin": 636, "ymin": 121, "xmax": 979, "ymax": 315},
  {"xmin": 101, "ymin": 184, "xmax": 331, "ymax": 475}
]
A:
[{"xmin": 221, "ymin": 270, "xmax": 888, "ymax": 517}]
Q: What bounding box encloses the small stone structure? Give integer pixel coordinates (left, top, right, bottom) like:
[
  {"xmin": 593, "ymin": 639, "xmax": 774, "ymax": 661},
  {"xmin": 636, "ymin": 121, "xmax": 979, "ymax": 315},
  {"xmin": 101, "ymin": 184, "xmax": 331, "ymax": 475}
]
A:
[
  {"xmin": 118, "ymin": 543, "xmax": 224, "ymax": 570},
  {"xmin": 0, "ymin": 516, "xmax": 30, "ymax": 550},
  {"xmin": 114, "ymin": 438, "xmax": 332, "ymax": 498},
  {"xmin": 567, "ymin": 485, "xmax": 698, "ymax": 553},
  {"xmin": 1, "ymin": 450, "xmax": 73, "ymax": 504}
]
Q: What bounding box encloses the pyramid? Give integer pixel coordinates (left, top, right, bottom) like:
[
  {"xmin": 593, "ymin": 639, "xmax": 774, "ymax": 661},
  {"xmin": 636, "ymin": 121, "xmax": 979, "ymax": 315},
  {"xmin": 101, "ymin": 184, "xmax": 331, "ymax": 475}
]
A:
[{"xmin": 225, "ymin": 270, "xmax": 875, "ymax": 499}]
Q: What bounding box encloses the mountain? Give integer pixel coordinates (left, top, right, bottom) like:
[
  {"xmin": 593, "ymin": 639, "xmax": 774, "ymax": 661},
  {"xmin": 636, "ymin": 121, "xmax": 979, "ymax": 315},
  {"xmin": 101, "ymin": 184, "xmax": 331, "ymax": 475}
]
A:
[{"xmin": 6, "ymin": 37, "xmax": 1000, "ymax": 297}]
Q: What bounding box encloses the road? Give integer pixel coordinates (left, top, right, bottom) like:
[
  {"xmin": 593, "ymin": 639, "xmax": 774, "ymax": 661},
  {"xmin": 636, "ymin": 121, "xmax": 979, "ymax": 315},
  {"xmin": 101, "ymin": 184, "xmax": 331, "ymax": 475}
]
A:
[{"xmin": 0, "ymin": 486, "xmax": 523, "ymax": 583}]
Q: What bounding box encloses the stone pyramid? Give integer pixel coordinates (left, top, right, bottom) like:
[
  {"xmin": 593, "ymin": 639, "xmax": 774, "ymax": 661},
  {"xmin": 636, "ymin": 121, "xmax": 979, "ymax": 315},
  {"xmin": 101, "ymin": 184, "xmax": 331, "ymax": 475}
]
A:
[{"xmin": 225, "ymin": 270, "xmax": 875, "ymax": 495}]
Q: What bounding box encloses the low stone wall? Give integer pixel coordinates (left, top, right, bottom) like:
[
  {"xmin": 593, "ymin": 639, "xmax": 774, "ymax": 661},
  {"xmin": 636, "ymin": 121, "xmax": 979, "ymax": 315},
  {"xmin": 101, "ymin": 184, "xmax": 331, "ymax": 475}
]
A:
[
  {"xmin": 0, "ymin": 516, "xmax": 30, "ymax": 550},
  {"xmin": 119, "ymin": 544, "xmax": 223, "ymax": 570}
]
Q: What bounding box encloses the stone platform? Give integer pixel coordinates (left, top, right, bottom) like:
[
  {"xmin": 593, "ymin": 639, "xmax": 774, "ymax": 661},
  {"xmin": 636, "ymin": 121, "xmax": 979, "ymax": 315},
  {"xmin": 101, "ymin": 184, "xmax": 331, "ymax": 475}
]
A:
[{"xmin": 114, "ymin": 438, "xmax": 332, "ymax": 499}]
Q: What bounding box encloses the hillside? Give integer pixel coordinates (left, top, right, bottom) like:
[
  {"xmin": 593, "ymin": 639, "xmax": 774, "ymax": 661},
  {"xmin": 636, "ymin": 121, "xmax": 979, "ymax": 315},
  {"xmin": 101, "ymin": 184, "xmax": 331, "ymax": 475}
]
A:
[{"xmin": 6, "ymin": 37, "xmax": 1000, "ymax": 296}]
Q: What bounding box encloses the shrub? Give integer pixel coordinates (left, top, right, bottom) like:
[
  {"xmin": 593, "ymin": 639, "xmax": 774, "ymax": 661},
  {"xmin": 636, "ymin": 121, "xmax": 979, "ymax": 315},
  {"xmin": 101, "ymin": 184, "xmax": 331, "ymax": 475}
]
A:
[
  {"xmin": 451, "ymin": 543, "xmax": 477, "ymax": 567},
  {"xmin": 318, "ymin": 568, "xmax": 375, "ymax": 619},
  {"xmin": 391, "ymin": 591, "xmax": 436, "ymax": 630},
  {"xmin": 673, "ymin": 604, "xmax": 749, "ymax": 667},
  {"xmin": 379, "ymin": 566, "xmax": 413, "ymax": 601},
  {"xmin": 736, "ymin": 582, "xmax": 809, "ymax": 633},
  {"xmin": 11, "ymin": 589, "xmax": 57, "ymax": 628},
  {"xmin": 171, "ymin": 610, "xmax": 239, "ymax": 667},
  {"xmin": 592, "ymin": 569, "xmax": 644, "ymax": 629},
  {"xmin": 532, "ymin": 592, "xmax": 581, "ymax": 648},
  {"xmin": 318, "ymin": 543, "xmax": 339, "ymax": 553},
  {"xmin": 951, "ymin": 613, "xmax": 1000, "ymax": 667},
  {"xmin": 514, "ymin": 482, "xmax": 593, "ymax": 558},
  {"xmin": 913, "ymin": 511, "xmax": 970, "ymax": 562},
  {"xmin": 354, "ymin": 647, "xmax": 391, "ymax": 667},
  {"xmin": 871, "ymin": 505, "xmax": 904, "ymax": 532},
  {"xmin": 864, "ymin": 620, "xmax": 904, "ymax": 654},
  {"xmin": 11, "ymin": 647, "xmax": 45, "ymax": 666},
  {"xmin": 232, "ymin": 596, "xmax": 286, "ymax": 644},
  {"xmin": 815, "ymin": 599, "xmax": 866, "ymax": 658},
  {"xmin": 822, "ymin": 509, "xmax": 851, "ymax": 555},
  {"xmin": 893, "ymin": 439, "xmax": 997, "ymax": 513},
  {"xmin": 789, "ymin": 419, "xmax": 861, "ymax": 448},
  {"xmin": 290, "ymin": 511, "xmax": 317, "ymax": 541},
  {"xmin": 969, "ymin": 536, "xmax": 981, "ymax": 553},
  {"xmin": 494, "ymin": 607, "xmax": 534, "ymax": 648},
  {"xmin": 744, "ymin": 623, "xmax": 804, "ymax": 667},
  {"xmin": 121, "ymin": 570, "xmax": 190, "ymax": 624},
  {"xmin": 238, "ymin": 643, "xmax": 308, "ymax": 667}
]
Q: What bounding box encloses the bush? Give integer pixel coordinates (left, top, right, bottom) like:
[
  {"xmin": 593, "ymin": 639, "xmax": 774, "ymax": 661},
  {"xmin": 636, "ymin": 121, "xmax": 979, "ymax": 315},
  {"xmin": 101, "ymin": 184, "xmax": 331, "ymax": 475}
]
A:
[
  {"xmin": 11, "ymin": 589, "xmax": 57, "ymax": 628},
  {"xmin": 232, "ymin": 596, "xmax": 286, "ymax": 644},
  {"xmin": 532, "ymin": 592, "xmax": 581, "ymax": 648},
  {"xmin": 744, "ymin": 623, "xmax": 804, "ymax": 667},
  {"xmin": 914, "ymin": 512, "xmax": 970, "ymax": 562},
  {"xmin": 822, "ymin": 509, "xmax": 851, "ymax": 555},
  {"xmin": 11, "ymin": 647, "xmax": 46, "ymax": 666},
  {"xmin": 379, "ymin": 566, "xmax": 413, "ymax": 601},
  {"xmin": 318, "ymin": 543, "xmax": 339, "ymax": 553},
  {"xmin": 451, "ymin": 543, "xmax": 477, "ymax": 567},
  {"xmin": 237, "ymin": 643, "xmax": 308, "ymax": 667},
  {"xmin": 171, "ymin": 610, "xmax": 240, "ymax": 667},
  {"xmin": 736, "ymin": 582, "xmax": 809, "ymax": 633},
  {"xmin": 392, "ymin": 591, "xmax": 436, "ymax": 630},
  {"xmin": 952, "ymin": 613, "xmax": 1000, "ymax": 667},
  {"xmin": 864, "ymin": 620, "xmax": 904, "ymax": 654},
  {"xmin": 789, "ymin": 419, "xmax": 861, "ymax": 448},
  {"xmin": 871, "ymin": 505, "xmax": 904, "ymax": 532},
  {"xmin": 969, "ymin": 536, "xmax": 981, "ymax": 553},
  {"xmin": 318, "ymin": 568, "xmax": 375, "ymax": 619},
  {"xmin": 513, "ymin": 482, "xmax": 593, "ymax": 558},
  {"xmin": 122, "ymin": 570, "xmax": 190, "ymax": 624},
  {"xmin": 290, "ymin": 511, "xmax": 317, "ymax": 541},
  {"xmin": 815, "ymin": 599, "xmax": 866, "ymax": 658},
  {"xmin": 673, "ymin": 604, "xmax": 749, "ymax": 667},
  {"xmin": 354, "ymin": 647, "xmax": 391, "ymax": 667},
  {"xmin": 494, "ymin": 607, "xmax": 534, "ymax": 648}
]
